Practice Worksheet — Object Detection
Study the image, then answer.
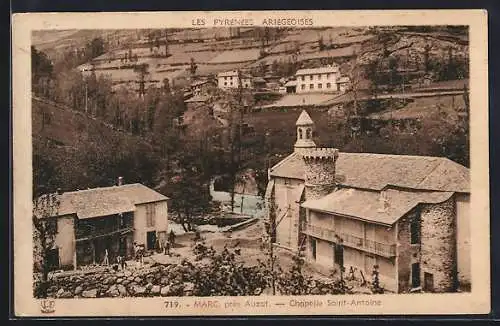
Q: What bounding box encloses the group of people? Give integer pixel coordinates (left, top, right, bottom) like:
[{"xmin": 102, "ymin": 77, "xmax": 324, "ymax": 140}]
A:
[{"xmin": 101, "ymin": 230, "xmax": 177, "ymax": 270}]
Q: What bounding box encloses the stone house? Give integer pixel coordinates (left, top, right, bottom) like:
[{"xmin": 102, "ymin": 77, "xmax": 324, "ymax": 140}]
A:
[
  {"xmin": 34, "ymin": 181, "xmax": 169, "ymax": 270},
  {"xmin": 217, "ymin": 70, "xmax": 252, "ymax": 89},
  {"xmin": 265, "ymin": 110, "xmax": 470, "ymax": 293}
]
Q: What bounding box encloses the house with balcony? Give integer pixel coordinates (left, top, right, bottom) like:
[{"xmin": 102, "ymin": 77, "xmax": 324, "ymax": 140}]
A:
[
  {"xmin": 265, "ymin": 110, "xmax": 470, "ymax": 293},
  {"xmin": 34, "ymin": 181, "xmax": 169, "ymax": 271}
]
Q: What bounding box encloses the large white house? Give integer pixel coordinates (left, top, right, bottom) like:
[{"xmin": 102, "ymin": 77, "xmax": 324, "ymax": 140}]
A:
[
  {"xmin": 217, "ymin": 70, "xmax": 252, "ymax": 89},
  {"xmin": 295, "ymin": 65, "xmax": 349, "ymax": 93}
]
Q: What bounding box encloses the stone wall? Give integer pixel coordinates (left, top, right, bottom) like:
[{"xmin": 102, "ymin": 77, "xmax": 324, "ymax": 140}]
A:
[
  {"xmin": 303, "ymin": 148, "xmax": 339, "ymax": 201},
  {"xmin": 420, "ymin": 197, "xmax": 457, "ymax": 292},
  {"xmin": 42, "ymin": 264, "xmax": 199, "ymax": 299},
  {"xmin": 396, "ymin": 209, "xmax": 422, "ymax": 293}
]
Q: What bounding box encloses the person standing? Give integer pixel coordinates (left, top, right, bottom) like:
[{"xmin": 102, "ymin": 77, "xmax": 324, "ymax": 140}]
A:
[{"xmin": 103, "ymin": 249, "xmax": 109, "ymax": 266}]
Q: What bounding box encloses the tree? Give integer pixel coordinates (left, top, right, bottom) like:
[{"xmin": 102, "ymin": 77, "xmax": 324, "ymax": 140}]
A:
[
  {"xmin": 33, "ymin": 193, "xmax": 60, "ymax": 298},
  {"xmin": 135, "ymin": 63, "xmax": 150, "ymax": 98},
  {"xmin": 31, "ymin": 46, "xmax": 54, "ymax": 95},
  {"xmin": 88, "ymin": 37, "xmax": 106, "ymax": 59},
  {"xmin": 318, "ymin": 36, "xmax": 325, "ymax": 51},
  {"xmin": 164, "ymin": 29, "xmax": 170, "ymax": 57},
  {"xmin": 423, "ymin": 43, "xmax": 432, "ymax": 72},
  {"xmin": 189, "ymin": 58, "xmax": 198, "ymax": 76}
]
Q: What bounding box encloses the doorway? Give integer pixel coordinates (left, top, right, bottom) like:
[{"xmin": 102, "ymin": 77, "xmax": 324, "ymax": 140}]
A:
[
  {"xmin": 334, "ymin": 243, "xmax": 344, "ymax": 268},
  {"xmin": 147, "ymin": 231, "xmax": 157, "ymax": 250},
  {"xmin": 412, "ymin": 263, "xmax": 421, "ymax": 288},
  {"xmin": 423, "ymin": 272, "xmax": 434, "ymax": 292},
  {"xmin": 46, "ymin": 248, "xmax": 59, "ymax": 270}
]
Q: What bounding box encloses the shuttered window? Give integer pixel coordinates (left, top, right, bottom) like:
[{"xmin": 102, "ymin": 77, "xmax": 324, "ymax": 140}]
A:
[{"xmin": 146, "ymin": 204, "xmax": 156, "ymax": 227}]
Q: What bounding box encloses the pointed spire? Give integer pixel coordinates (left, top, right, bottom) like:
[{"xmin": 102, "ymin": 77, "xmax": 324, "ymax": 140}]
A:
[{"xmin": 296, "ymin": 110, "xmax": 314, "ymax": 126}]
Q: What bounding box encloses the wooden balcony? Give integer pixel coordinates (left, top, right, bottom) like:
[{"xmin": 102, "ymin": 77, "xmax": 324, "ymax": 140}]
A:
[{"xmin": 302, "ymin": 223, "xmax": 396, "ymax": 258}]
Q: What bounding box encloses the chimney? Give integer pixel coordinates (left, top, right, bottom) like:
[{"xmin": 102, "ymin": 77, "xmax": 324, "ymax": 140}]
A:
[
  {"xmin": 377, "ymin": 190, "xmax": 390, "ymax": 213},
  {"xmin": 118, "ymin": 176, "xmax": 124, "ymax": 186}
]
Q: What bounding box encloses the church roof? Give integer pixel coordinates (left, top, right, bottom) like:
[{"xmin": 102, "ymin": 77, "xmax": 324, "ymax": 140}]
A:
[
  {"xmin": 296, "ymin": 110, "xmax": 314, "ymax": 126},
  {"xmin": 302, "ymin": 188, "xmax": 454, "ymax": 225},
  {"xmin": 269, "ymin": 151, "xmax": 469, "ymax": 193}
]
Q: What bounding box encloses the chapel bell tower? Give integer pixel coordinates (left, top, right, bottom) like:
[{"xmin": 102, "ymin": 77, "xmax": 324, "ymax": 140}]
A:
[{"xmin": 294, "ymin": 110, "xmax": 316, "ymax": 154}]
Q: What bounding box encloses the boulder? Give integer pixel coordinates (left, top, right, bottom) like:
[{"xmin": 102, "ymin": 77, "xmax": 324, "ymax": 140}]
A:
[
  {"xmin": 124, "ymin": 270, "xmax": 132, "ymax": 277},
  {"xmin": 151, "ymin": 285, "xmax": 161, "ymax": 295},
  {"xmin": 134, "ymin": 277, "xmax": 142, "ymax": 284},
  {"xmin": 122, "ymin": 280, "xmax": 130, "ymax": 286},
  {"xmin": 146, "ymin": 283, "xmax": 153, "ymax": 291},
  {"xmin": 56, "ymin": 288, "xmax": 65, "ymax": 297},
  {"xmin": 184, "ymin": 282, "xmax": 195, "ymax": 292},
  {"xmin": 160, "ymin": 277, "xmax": 170, "ymax": 285},
  {"xmin": 116, "ymin": 278, "xmax": 123, "ymax": 284},
  {"xmin": 160, "ymin": 285, "xmax": 171, "ymax": 297},
  {"xmin": 82, "ymin": 289, "xmax": 98, "ymax": 298},
  {"xmin": 74, "ymin": 286, "xmax": 83, "ymax": 296},
  {"xmin": 117, "ymin": 284, "xmax": 128, "ymax": 297},
  {"xmin": 60, "ymin": 291, "xmax": 73, "ymax": 299},
  {"xmin": 133, "ymin": 285, "xmax": 147, "ymax": 296}
]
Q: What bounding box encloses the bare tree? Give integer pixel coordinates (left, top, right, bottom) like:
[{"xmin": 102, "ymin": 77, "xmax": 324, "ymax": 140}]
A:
[{"xmin": 33, "ymin": 193, "xmax": 61, "ymax": 298}]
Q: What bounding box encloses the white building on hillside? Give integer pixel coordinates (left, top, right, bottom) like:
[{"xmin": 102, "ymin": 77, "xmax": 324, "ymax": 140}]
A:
[
  {"xmin": 217, "ymin": 70, "xmax": 252, "ymax": 89},
  {"xmin": 295, "ymin": 65, "xmax": 349, "ymax": 94}
]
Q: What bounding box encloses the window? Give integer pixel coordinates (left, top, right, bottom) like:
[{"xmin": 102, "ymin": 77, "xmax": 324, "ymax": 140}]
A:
[
  {"xmin": 410, "ymin": 210, "xmax": 421, "ymax": 244},
  {"xmin": 224, "ymin": 76, "xmax": 227, "ymax": 80},
  {"xmin": 306, "ymin": 128, "xmax": 312, "ymax": 138},
  {"xmin": 317, "ymin": 74, "xmax": 321, "ymax": 80},
  {"xmin": 230, "ymin": 76, "xmax": 233, "ymax": 80},
  {"xmin": 311, "ymin": 238, "xmax": 317, "ymax": 260},
  {"xmin": 301, "ymin": 84, "xmax": 306, "ymax": 90},
  {"xmin": 301, "ymin": 76, "xmax": 305, "ymax": 81},
  {"xmin": 224, "ymin": 82, "xmax": 227, "ymax": 86},
  {"xmin": 309, "ymin": 75, "xmax": 313, "ymax": 81},
  {"xmin": 298, "ymin": 128, "xmax": 303, "ymax": 139},
  {"xmin": 146, "ymin": 204, "xmax": 156, "ymax": 227},
  {"xmin": 318, "ymin": 83, "xmax": 322, "ymax": 89},
  {"xmin": 309, "ymin": 84, "xmax": 314, "ymax": 90},
  {"xmin": 284, "ymin": 179, "xmax": 290, "ymax": 185},
  {"xmin": 326, "ymin": 83, "xmax": 331, "ymax": 88},
  {"xmin": 334, "ymin": 243, "xmax": 344, "ymax": 267}
]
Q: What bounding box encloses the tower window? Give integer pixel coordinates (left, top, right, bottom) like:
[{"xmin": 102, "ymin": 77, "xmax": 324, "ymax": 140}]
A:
[
  {"xmin": 298, "ymin": 128, "xmax": 303, "ymax": 139},
  {"xmin": 306, "ymin": 128, "xmax": 312, "ymax": 138}
]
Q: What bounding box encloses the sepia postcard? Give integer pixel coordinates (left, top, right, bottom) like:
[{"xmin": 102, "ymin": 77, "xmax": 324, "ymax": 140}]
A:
[{"xmin": 12, "ymin": 10, "xmax": 490, "ymax": 317}]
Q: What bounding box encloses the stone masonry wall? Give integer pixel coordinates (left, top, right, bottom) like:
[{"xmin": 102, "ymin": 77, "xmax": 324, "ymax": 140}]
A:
[
  {"xmin": 396, "ymin": 209, "xmax": 422, "ymax": 293},
  {"xmin": 420, "ymin": 196, "xmax": 457, "ymax": 292},
  {"xmin": 303, "ymin": 148, "xmax": 339, "ymax": 201}
]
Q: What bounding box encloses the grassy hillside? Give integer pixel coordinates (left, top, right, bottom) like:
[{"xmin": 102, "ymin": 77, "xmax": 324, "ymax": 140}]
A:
[{"xmin": 32, "ymin": 97, "xmax": 160, "ymax": 195}]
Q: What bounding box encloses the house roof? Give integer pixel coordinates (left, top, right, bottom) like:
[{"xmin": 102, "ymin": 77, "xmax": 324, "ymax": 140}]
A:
[
  {"xmin": 302, "ymin": 188, "xmax": 454, "ymax": 225},
  {"xmin": 269, "ymin": 152, "xmax": 469, "ymax": 193},
  {"xmin": 295, "ymin": 66, "xmax": 339, "ymax": 76},
  {"xmin": 337, "ymin": 76, "xmax": 350, "ymax": 84},
  {"xmin": 284, "ymin": 80, "xmax": 298, "ymax": 87},
  {"xmin": 217, "ymin": 70, "xmax": 239, "ymax": 77},
  {"xmin": 185, "ymin": 94, "xmax": 210, "ymax": 103},
  {"xmin": 36, "ymin": 184, "xmax": 168, "ymax": 220},
  {"xmin": 296, "ymin": 110, "xmax": 314, "ymax": 126}
]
